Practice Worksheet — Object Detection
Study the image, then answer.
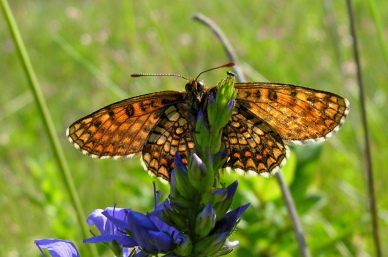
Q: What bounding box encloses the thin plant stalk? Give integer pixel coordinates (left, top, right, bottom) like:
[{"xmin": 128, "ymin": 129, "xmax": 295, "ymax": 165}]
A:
[
  {"xmin": 345, "ymin": 0, "xmax": 381, "ymax": 256},
  {"xmin": 0, "ymin": 1, "xmax": 98, "ymax": 256},
  {"xmin": 276, "ymin": 171, "xmax": 311, "ymax": 257},
  {"xmin": 193, "ymin": 13, "xmax": 311, "ymax": 257}
]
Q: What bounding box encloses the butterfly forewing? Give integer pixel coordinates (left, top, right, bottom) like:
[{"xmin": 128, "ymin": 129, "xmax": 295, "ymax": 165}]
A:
[
  {"xmin": 67, "ymin": 91, "xmax": 185, "ymax": 159},
  {"xmin": 234, "ymin": 83, "xmax": 349, "ymax": 144},
  {"xmin": 223, "ymin": 104, "xmax": 289, "ymax": 176}
]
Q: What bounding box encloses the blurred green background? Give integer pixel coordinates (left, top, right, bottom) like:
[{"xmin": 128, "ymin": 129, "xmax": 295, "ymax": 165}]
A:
[{"xmin": 1, "ymin": 0, "xmax": 387, "ymax": 256}]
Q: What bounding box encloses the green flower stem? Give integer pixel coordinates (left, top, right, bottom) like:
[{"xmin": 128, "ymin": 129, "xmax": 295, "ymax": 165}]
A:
[{"xmin": 0, "ymin": 1, "xmax": 98, "ymax": 256}]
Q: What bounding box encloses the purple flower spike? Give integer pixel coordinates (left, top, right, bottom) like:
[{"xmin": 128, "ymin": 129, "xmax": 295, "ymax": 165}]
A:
[{"xmin": 35, "ymin": 239, "xmax": 80, "ymax": 257}]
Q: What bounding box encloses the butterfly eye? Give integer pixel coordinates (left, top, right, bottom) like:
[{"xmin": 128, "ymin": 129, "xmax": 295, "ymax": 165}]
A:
[
  {"xmin": 197, "ymin": 81, "xmax": 205, "ymax": 92},
  {"xmin": 185, "ymin": 82, "xmax": 193, "ymax": 92}
]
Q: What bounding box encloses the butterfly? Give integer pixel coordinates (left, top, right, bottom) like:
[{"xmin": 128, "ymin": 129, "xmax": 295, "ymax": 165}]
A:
[{"xmin": 67, "ymin": 63, "xmax": 349, "ymax": 181}]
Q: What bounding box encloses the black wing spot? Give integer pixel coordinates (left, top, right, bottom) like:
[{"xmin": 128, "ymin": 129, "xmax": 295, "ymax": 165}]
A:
[
  {"xmin": 126, "ymin": 104, "xmax": 135, "ymax": 117},
  {"xmin": 94, "ymin": 121, "xmax": 102, "ymax": 128},
  {"xmin": 256, "ymin": 90, "xmax": 262, "ymax": 99},
  {"xmin": 268, "ymin": 90, "xmax": 278, "ymax": 101}
]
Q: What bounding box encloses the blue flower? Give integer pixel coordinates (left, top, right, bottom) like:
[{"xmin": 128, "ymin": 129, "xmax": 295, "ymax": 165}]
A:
[
  {"xmin": 35, "ymin": 239, "xmax": 80, "ymax": 257},
  {"xmin": 83, "ymin": 207, "xmax": 135, "ymax": 256},
  {"xmin": 85, "ymin": 202, "xmax": 180, "ymax": 255}
]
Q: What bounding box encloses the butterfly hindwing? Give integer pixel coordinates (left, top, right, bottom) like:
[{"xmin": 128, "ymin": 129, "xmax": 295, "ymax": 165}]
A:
[
  {"xmin": 67, "ymin": 91, "xmax": 185, "ymax": 159},
  {"xmin": 222, "ymin": 104, "xmax": 289, "ymax": 176},
  {"xmin": 142, "ymin": 103, "xmax": 196, "ymax": 180},
  {"xmin": 234, "ymin": 83, "xmax": 349, "ymax": 144}
]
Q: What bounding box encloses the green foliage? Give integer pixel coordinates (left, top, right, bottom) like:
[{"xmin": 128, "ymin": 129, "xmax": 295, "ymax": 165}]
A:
[{"xmin": 1, "ymin": 0, "xmax": 387, "ymax": 256}]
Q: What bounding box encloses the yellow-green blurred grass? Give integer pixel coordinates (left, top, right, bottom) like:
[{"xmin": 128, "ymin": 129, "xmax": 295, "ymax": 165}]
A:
[{"xmin": 1, "ymin": 0, "xmax": 387, "ymax": 256}]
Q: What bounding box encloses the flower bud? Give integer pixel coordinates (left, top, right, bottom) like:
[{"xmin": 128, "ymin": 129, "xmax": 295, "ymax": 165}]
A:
[
  {"xmin": 188, "ymin": 153, "xmax": 207, "ymax": 187},
  {"xmin": 195, "ymin": 203, "xmax": 216, "ymax": 237},
  {"xmin": 214, "ymin": 181, "xmax": 238, "ymax": 220},
  {"xmin": 193, "ymin": 232, "xmax": 228, "ymax": 256},
  {"xmin": 174, "ymin": 234, "xmax": 193, "ymax": 256},
  {"xmin": 172, "ymin": 154, "xmax": 195, "ymax": 199},
  {"xmin": 210, "ymin": 188, "xmax": 227, "ymax": 202},
  {"xmin": 201, "ymin": 188, "xmax": 227, "ymax": 206},
  {"xmin": 194, "ymin": 108, "xmax": 211, "ymax": 154},
  {"xmin": 162, "ymin": 205, "xmax": 187, "ymax": 231},
  {"xmin": 227, "ymin": 99, "xmax": 236, "ymax": 113}
]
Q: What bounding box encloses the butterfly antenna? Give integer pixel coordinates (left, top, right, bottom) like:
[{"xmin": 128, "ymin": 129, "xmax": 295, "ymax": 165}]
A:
[
  {"xmin": 131, "ymin": 62, "xmax": 235, "ymax": 81},
  {"xmin": 131, "ymin": 73, "xmax": 189, "ymax": 81},
  {"xmin": 195, "ymin": 62, "xmax": 236, "ymax": 80}
]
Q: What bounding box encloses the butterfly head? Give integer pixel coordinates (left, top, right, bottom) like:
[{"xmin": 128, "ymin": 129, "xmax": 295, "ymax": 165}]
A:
[
  {"xmin": 184, "ymin": 79, "xmax": 207, "ymax": 112},
  {"xmin": 185, "ymin": 79, "xmax": 206, "ymax": 103}
]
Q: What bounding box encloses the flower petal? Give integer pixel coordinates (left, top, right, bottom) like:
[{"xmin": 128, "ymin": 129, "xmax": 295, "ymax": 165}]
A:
[
  {"xmin": 134, "ymin": 250, "xmax": 150, "ymax": 257},
  {"xmin": 127, "ymin": 211, "xmax": 159, "ymax": 253},
  {"xmin": 149, "ymin": 231, "xmax": 174, "ymax": 252},
  {"xmin": 149, "ymin": 215, "xmax": 179, "ymax": 240},
  {"xmin": 213, "ymin": 203, "xmax": 250, "ymax": 235},
  {"xmin": 149, "ymin": 201, "xmax": 180, "ymax": 240},
  {"xmin": 102, "ymin": 210, "xmax": 132, "ymax": 231},
  {"xmin": 87, "ymin": 207, "xmax": 130, "ymax": 235},
  {"xmin": 35, "ymin": 239, "xmax": 80, "ymax": 257}
]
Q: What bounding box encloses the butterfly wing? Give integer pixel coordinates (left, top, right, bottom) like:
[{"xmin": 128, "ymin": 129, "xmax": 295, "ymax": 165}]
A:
[
  {"xmin": 223, "ymin": 104, "xmax": 289, "ymax": 176},
  {"xmin": 142, "ymin": 103, "xmax": 196, "ymax": 181},
  {"xmin": 234, "ymin": 83, "xmax": 349, "ymax": 144},
  {"xmin": 66, "ymin": 91, "xmax": 185, "ymax": 159}
]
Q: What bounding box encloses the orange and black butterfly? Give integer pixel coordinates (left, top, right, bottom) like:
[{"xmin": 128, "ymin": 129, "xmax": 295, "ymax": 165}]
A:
[{"xmin": 67, "ymin": 63, "xmax": 349, "ymax": 181}]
